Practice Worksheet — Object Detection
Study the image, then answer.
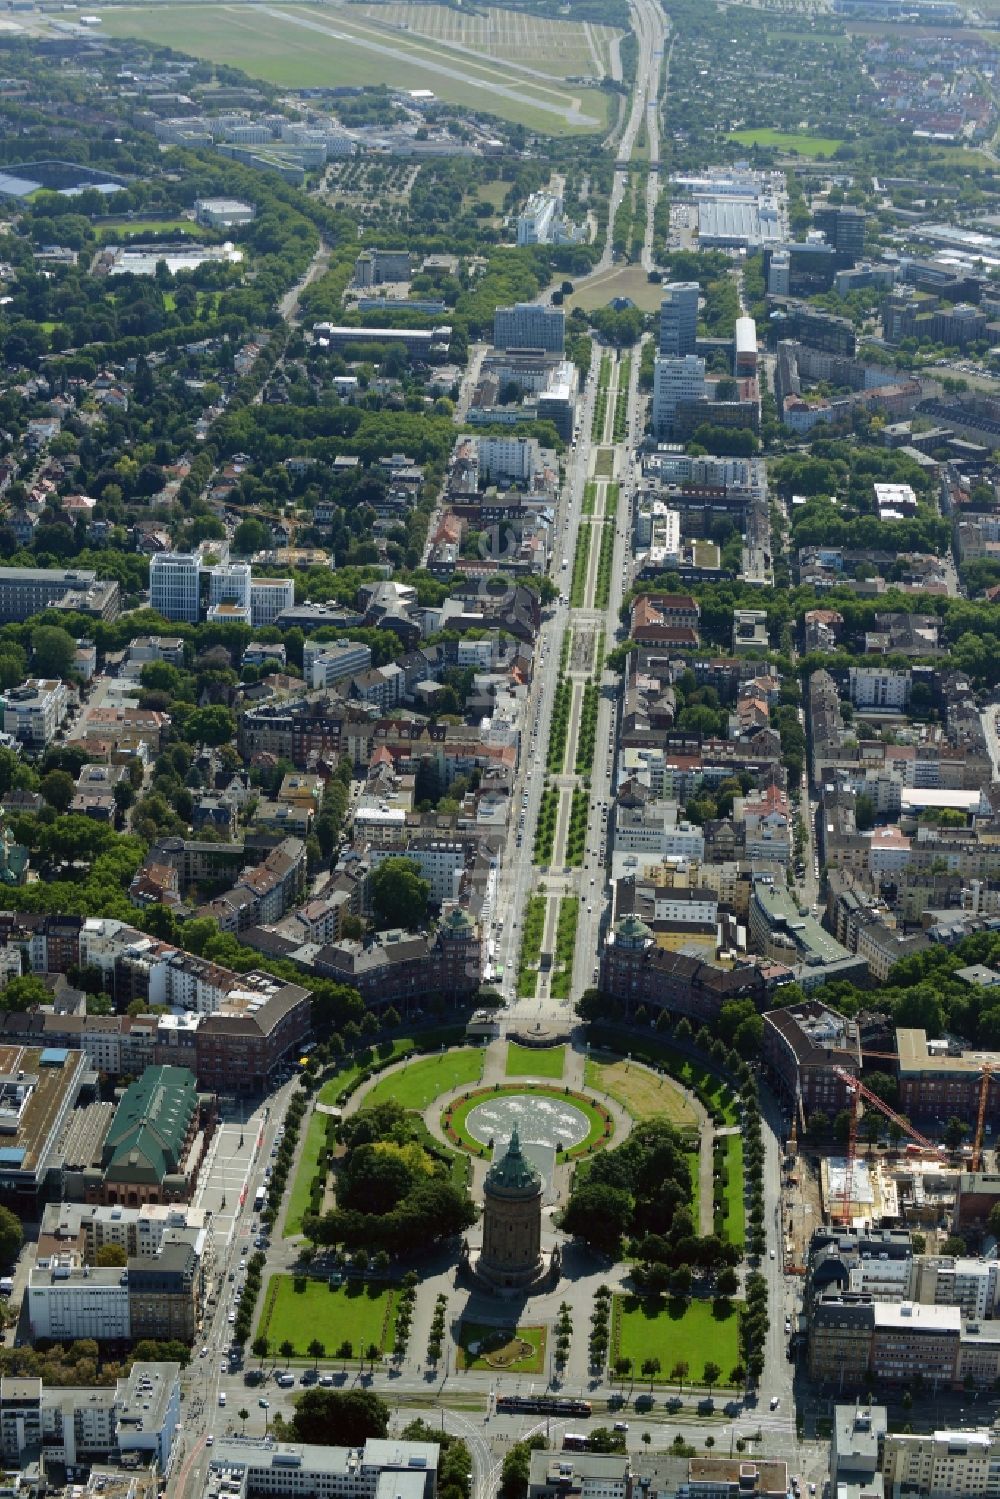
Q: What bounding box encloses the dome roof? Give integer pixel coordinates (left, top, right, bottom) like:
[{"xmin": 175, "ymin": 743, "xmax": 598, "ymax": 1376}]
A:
[
  {"xmin": 485, "ymin": 1126, "xmax": 541, "ymax": 1197},
  {"xmin": 615, "ymin": 912, "xmax": 653, "ymax": 946},
  {"xmin": 441, "ymin": 907, "xmax": 475, "ymax": 938}
]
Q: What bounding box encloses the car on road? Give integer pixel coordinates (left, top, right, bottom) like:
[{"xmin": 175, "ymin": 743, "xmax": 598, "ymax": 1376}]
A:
[
  {"xmin": 258, "ymin": 1398, "xmax": 270, "ymax": 1409},
  {"xmin": 207, "ymin": 1436, "xmax": 214, "ymax": 1447},
  {"xmin": 770, "ymin": 1397, "xmax": 779, "ymax": 1410},
  {"xmin": 770, "ymin": 1249, "xmax": 775, "ymax": 1259}
]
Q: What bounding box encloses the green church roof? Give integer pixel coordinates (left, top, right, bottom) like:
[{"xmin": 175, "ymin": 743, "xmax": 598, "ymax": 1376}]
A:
[{"xmin": 485, "ymin": 1125, "xmax": 541, "ymax": 1196}]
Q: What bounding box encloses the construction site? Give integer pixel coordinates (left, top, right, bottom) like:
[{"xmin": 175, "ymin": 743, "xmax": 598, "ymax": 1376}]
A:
[{"xmin": 780, "ymin": 1057, "xmax": 996, "ymax": 1272}]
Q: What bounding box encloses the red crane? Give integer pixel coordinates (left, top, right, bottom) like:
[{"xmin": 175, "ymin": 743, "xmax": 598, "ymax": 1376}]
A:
[{"xmin": 832, "ymin": 1066, "xmax": 943, "ymax": 1223}]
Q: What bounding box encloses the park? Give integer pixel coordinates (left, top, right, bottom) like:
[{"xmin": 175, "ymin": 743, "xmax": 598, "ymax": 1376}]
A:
[{"xmin": 258, "ymin": 1017, "xmax": 758, "ymax": 1396}]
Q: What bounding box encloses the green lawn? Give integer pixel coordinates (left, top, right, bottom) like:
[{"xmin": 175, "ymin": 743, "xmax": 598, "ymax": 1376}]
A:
[
  {"xmin": 315, "ymin": 1027, "xmax": 467, "ymax": 1108},
  {"xmin": 728, "ymin": 128, "xmax": 844, "ymax": 157},
  {"xmin": 723, "ymin": 1134, "xmax": 745, "ymax": 1248},
  {"xmin": 585, "ymin": 1057, "xmax": 698, "ymax": 1129},
  {"xmin": 594, "ymin": 447, "xmax": 614, "ymax": 477},
  {"xmin": 257, "ymin": 1274, "xmax": 397, "ymax": 1357},
  {"xmin": 361, "ymin": 1048, "xmax": 485, "ymax": 1112},
  {"xmin": 506, "ymin": 1042, "xmax": 565, "ymax": 1080},
  {"xmin": 458, "ymin": 1320, "xmax": 547, "ymax": 1372},
  {"xmin": 587, "ymin": 1029, "xmax": 739, "ymax": 1125},
  {"xmin": 97, "ymin": 4, "xmax": 609, "ymax": 135},
  {"xmin": 283, "ymin": 1109, "xmax": 329, "ymax": 1239},
  {"xmin": 95, "ymin": 217, "xmax": 207, "ymax": 241},
  {"xmin": 613, "ymin": 1296, "xmax": 741, "ymax": 1384}
]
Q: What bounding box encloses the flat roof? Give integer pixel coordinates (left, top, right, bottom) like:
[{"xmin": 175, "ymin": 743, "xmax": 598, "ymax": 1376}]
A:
[
  {"xmin": 872, "ymin": 1301, "xmax": 961, "ymax": 1332},
  {"xmin": 0, "ymin": 1044, "xmax": 84, "ymax": 1176}
]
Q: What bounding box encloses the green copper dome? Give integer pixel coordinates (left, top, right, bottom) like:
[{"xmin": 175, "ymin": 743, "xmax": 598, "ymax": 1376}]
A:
[
  {"xmin": 615, "ymin": 913, "xmax": 653, "ymax": 946},
  {"xmin": 485, "ymin": 1126, "xmax": 541, "ymax": 1197}
]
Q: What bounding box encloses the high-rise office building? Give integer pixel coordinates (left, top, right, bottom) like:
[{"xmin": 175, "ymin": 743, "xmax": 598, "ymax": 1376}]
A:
[
  {"xmin": 150, "ymin": 553, "xmax": 202, "ymax": 624},
  {"xmin": 652, "ymin": 355, "xmax": 705, "ymax": 437},
  {"xmin": 814, "ymin": 205, "xmax": 866, "ymax": 263},
  {"xmin": 493, "ymin": 303, "xmax": 565, "ymax": 354},
  {"xmin": 659, "ymin": 282, "xmax": 700, "ymax": 356}
]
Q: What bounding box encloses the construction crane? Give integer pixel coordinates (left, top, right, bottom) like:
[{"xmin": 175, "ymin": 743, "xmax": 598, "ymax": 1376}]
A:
[
  {"xmin": 860, "ymin": 1049, "xmax": 993, "ymax": 1174},
  {"xmin": 972, "ymin": 1063, "xmax": 993, "ymax": 1172},
  {"xmin": 832, "ymin": 1066, "xmax": 943, "ymax": 1224}
]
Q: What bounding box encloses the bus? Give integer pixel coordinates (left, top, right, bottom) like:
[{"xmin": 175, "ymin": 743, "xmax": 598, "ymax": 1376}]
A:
[
  {"xmin": 562, "ymin": 1435, "xmax": 591, "ymax": 1451},
  {"xmin": 254, "ymin": 1186, "xmax": 266, "ymax": 1212},
  {"xmin": 495, "ymin": 1396, "xmax": 592, "ymax": 1417}
]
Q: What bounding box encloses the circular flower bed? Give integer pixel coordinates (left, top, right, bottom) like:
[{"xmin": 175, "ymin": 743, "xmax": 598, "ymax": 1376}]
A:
[{"xmin": 442, "ymin": 1083, "xmax": 614, "ymax": 1160}]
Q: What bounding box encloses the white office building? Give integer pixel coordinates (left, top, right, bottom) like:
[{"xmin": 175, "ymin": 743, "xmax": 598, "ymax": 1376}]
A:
[
  {"xmin": 1, "ymin": 678, "xmax": 68, "ymax": 749},
  {"xmin": 303, "ymin": 639, "xmax": 373, "ymax": 690},
  {"xmin": 659, "ymin": 282, "xmax": 700, "ymax": 356},
  {"xmin": 208, "ymin": 561, "xmax": 251, "ymax": 611},
  {"xmin": 652, "ymin": 355, "xmax": 705, "ymax": 438},
  {"xmin": 250, "ymin": 577, "xmax": 295, "ymax": 628},
  {"xmin": 206, "ymin": 1437, "xmax": 440, "ymax": 1499},
  {"xmin": 516, "ymin": 191, "xmax": 559, "ymax": 245},
  {"xmin": 27, "ymin": 1262, "xmax": 131, "ymax": 1342},
  {"xmin": 493, "ymin": 302, "xmax": 565, "ymax": 353},
  {"xmin": 476, "ymin": 435, "xmax": 539, "ymax": 483},
  {"xmin": 150, "ymin": 551, "xmax": 202, "ymax": 623}
]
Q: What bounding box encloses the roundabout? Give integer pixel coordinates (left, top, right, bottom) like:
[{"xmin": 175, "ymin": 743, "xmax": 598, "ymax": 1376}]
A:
[{"xmin": 443, "ymin": 1084, "xmax": 614, "ymax": 1159}]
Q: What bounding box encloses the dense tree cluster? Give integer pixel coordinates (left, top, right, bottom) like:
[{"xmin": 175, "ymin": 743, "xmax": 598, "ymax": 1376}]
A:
[
  {"xmin": 302, "ymin": 1100, "xmax": 476, "ymax": 1254},
  {"xmin": 561, "ymin": 1119, "xmax": 694, "ymax": 1256}
]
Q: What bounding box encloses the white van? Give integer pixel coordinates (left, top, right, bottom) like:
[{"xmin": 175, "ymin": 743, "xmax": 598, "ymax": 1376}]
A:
[{"xmin": 218, "ymin": 1393, "xmax": 227, "ymax": 1407}]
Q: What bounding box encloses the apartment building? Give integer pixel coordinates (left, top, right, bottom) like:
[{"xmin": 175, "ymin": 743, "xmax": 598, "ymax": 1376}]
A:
[
  {"xmin": 909, "ymin": 1257, "xmax": 1000, "ymax": 1320},
  {"xmin": 0, "ymin": 1362, "xmax": 180, "ymax": 1472},
  {"xmin": 476, "ymin": 434, "xmax": 539, "ymax": 483},
  {"xmin": 849, "ymin": 667, "xmax": 911, "ymax": 710},
  {"xmin": 303, "ymin": 638, "xmax": 372, "ymax": 690},
  {"xmin": 896, "ymin": 1027, "xmax": 1000, "ymax": 1123},
  {"xmin": 368, "ymin": 837, "xmax": 470, "ymax": 904},
  {"xmin": 761, "ymin": 999, "xmax": 861, "ymax": 1124},
  {"xmin": 529, "ymin": 1451, "xmax": 631, "ymax": 1499},
  {"xmin": 599, "ymin": 913, "xmax": 773, "ymax": 1023},
  {"xmin": 881, "ymin": 1427, "xmax": 1000, "ymax": 1499},
  {"xmin": 1, "ymin": 678, "xmax": 68, "ymax": 749}
]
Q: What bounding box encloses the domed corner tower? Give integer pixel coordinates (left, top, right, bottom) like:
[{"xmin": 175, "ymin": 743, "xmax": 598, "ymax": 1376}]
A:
[{"xmin": 478, "ymin": 1125, "xmax": 543, "ymax": 1290}]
